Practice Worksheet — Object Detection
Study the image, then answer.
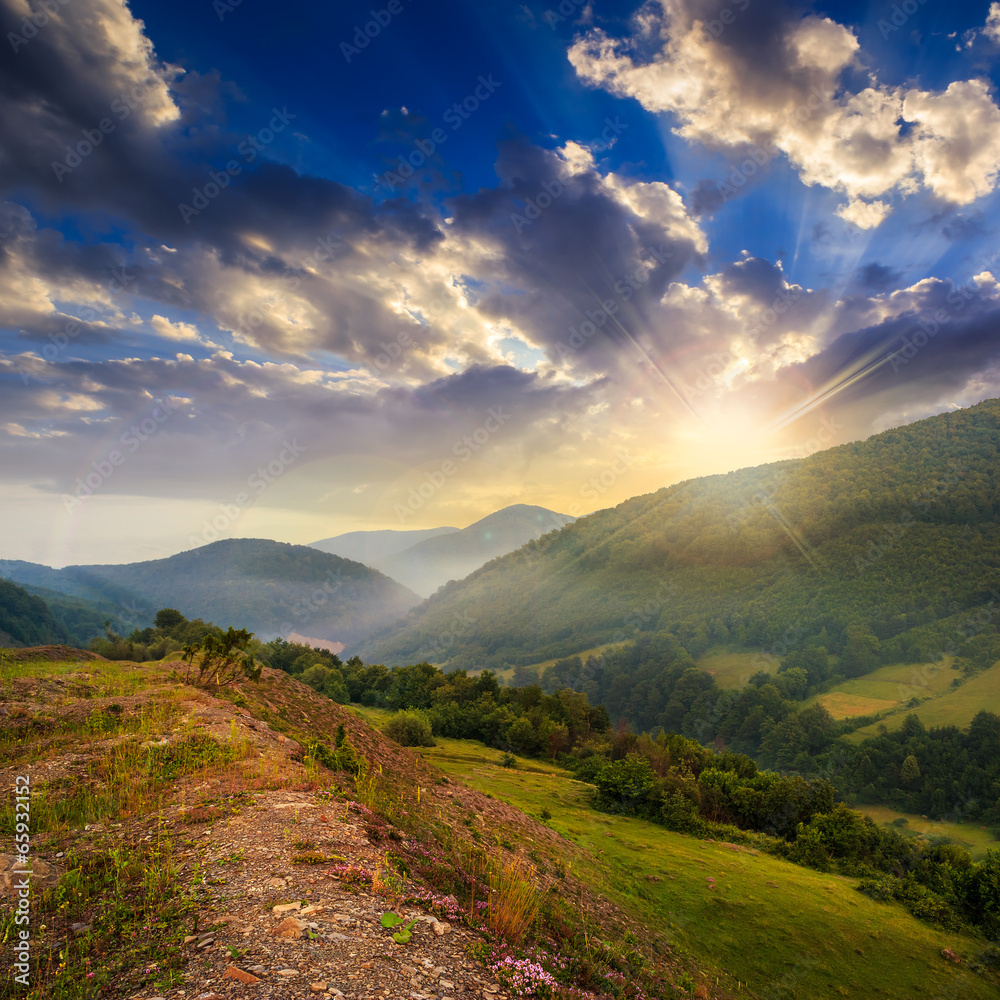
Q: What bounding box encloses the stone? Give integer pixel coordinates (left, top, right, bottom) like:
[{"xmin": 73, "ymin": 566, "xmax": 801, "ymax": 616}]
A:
[
  {"xmin": 272, "ymin": 916, "xmax": 306, "ymax": 939},
  {"xmin": 300, "ymin": 904, "xmax": 325, "ymax": 915},
  {"xmin": 223, "ymin": 966, "xmax": 261, "ymax": 985},
  {"xmin": 273, "ymin": 902, "xmax": 302, "ymax": 915},
  {"xmin": 0, "ymin": 854, "xmax": 62, "ymax": 892},
  {"xmin": 310, "ymin": 984, "xmax": 327, "ymax": 993},
  {"xmin": 432, "ymin": 921, "xmax": 451, "ymax": 936},
  {"xmin": 276, "ymin": 968, "xmax": 299, "ymax": 976},
  {"xmin": 941, "ymin": 948, "xmax": 961, "ymax": 963}
]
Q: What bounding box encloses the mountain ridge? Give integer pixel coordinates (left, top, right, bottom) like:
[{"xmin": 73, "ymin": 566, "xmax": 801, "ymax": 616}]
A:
[
  {"xmin": 358, "ymin": 398, "xmax": 1000, "ymax": 668},
  {"xmin": 1, "ymin": 538, "xmax": 422, "ymax": 646}
]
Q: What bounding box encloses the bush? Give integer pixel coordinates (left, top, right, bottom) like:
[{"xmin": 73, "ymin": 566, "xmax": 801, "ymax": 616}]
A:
[{"xmin": 384, "ymin": 710, "xmax": 435, "ymax": 747}]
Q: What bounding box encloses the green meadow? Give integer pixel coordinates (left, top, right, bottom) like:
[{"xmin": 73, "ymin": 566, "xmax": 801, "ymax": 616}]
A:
[{"xmin": 417, "ymin": 736, "xmax": 1000, "ymax": 999}]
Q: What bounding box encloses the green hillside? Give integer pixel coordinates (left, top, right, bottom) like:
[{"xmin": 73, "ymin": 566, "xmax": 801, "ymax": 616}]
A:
[
  {"xmin": 360, "ymin": 398, "xmax": 1000, "ymax": 670},
  {"xmin": 2, "ymin": 539, "xmax": 422, "ymax": 645},
  {"xmin": 417, "ymin": 735, "xmax": 1000, "ymax": 999},
  {"xmin": 0, "ymin": 578, "xmax": 65, "ymax": 647}
]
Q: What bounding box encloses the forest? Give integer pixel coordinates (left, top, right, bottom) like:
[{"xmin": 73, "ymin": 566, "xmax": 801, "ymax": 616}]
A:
[
  {"xmin": 254, "ymin": 630, "xmax": 1000, "ymax": 940},
  {"xmin": 362, "ymin": 398, "xmax": 1000, "ymax": 671}
]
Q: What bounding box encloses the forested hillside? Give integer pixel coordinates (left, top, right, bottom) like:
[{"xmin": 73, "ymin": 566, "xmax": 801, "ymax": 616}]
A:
[
  {"xmin": 0, "ymin": 578, "xmax": 65, "ymax": 647},
  {"xmin": 2, "ymin": 539, "xmax": 422, "ymax": 645},
  {"xmin": 361, "ymin": 399, "xmax": 1000, "ymax": 670}
]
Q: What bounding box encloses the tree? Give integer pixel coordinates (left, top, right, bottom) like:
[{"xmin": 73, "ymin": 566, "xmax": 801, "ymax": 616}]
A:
[
  {"xmin": 383, "ymin": 710, "xmax": 435, "ymax": 747},
  {"xmin": 181, "ymin": 626, "xmax": 261, "ymax": 687},
  {"xmin": 900, "ymin": 754, "xmax": 921, "ymax": 785},
  {"xmin": 154, "ymin": 608, "xmax": 186, "ymax": 630},
  {"xmin": 594, "ymin": 754, "xmax": 658, "ymax": 812},
  {"xmin": 840, "ymin": 625, "xmax": 881, "ymax": 678}
]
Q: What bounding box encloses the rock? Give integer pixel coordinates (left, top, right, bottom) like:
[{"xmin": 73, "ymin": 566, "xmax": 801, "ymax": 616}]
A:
[
  {"xmin": 69, "ymin": 922, "xmax": 91, "ymax": 935},
  {"xmin": 310, "ymin": 983, "xmax": 327, "ymax": 993},
  {"xmin": 272, "ymin": 916, "xmax": 306, "ymax": 939},
  {"xmin": 196, "ymin": 936, "xmax": 216, "ymax": 949},
  {"xmin": 249, "ymin": 965, "xmax": 267, "ymax": 975},
  {"xmin": 432, "ymin": 921, "xmax": 451, "ymax": 936},
  {"xmin": 941, "ymin": 948, "xmax": 961, "ymax": 963},
  {"xmin": 223, "ymin": 966, "xmax": 261, "ymax": 984},
  {"xmin": 300, "ymin": 903, "xmax": 325, "ymax": 915},
  {"xmin": 276, "ymin": 968, "xmax": 299, "ymax": 976},
  {"xmin": 273, "ymin": 901, "xmax": 302, "ymax": 915},
  {"xmin": 440, "ymin": 980, "xmax": 455, "ymax": 989},
  {"xmin": 0, "ymin": 854, "xmax": 62, "ymax": 892}
]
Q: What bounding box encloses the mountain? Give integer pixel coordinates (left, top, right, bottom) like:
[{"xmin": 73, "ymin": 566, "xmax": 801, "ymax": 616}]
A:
[
  {"xmin": 339, "ymin": 504, "xmax": 575, "ymax": 597},
  {"xmin": 310, "ymin": 525, "xmax": 459, "ymax": 565},
  {"xmin": 1, "ymin": 538, "xmax": 422, "ymax": 646},
  {"xmin": 359, "ymin": 398, "xmax": 1000, "ymax": 669},
  {"xmin": 0, "ymin": 578, "xmax": 66, "ymax": 647}
]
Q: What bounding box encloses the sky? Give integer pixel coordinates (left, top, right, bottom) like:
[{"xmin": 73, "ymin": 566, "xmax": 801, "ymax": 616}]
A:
[{"xmin": 1, "ymin": 0, "xmax": 1000, "ymax": 567}]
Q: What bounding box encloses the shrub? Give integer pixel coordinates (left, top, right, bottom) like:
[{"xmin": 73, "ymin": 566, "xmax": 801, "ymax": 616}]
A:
[{"xmin": 383, "ymin": 710, "xmax": 435, "ymax": 747}]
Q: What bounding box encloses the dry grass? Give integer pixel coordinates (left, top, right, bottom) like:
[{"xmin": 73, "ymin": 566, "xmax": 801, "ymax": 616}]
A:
[{"xmin": 486, "ymin": 850, "xmax": 539, "ymax": 945}]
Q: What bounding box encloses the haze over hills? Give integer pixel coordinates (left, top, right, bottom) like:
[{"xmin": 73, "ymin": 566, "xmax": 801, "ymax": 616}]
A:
[
  {"xmin": 312, "ymin": 504, "xmax": 575, "ymax": 597},
  {"xmin": 358, "ymin": 398, "xmax": 1000, "ymax": 670},
  {"xmin": 310, "ymin": 526, "xmax": 459, "ymax": 566},
  {"xmin": 1, "ymin": 539, "xmax": 421, "ymax": 646}
]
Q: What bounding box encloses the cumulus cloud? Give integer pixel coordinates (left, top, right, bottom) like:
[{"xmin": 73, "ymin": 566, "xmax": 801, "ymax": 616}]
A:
[
  {"xmin": 983, "ymin": 3, "xmax": 1000, "ymax": 43},
  {"xmin": 568, "ymin": 0, "xmax": 1000, "ymax": 225}
]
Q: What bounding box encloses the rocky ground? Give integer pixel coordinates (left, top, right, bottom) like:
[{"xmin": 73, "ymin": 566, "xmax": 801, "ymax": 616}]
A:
[
  {"xmin": 143, "ymin": 786, "xmax": 513, "ymax": 1000},
  {"xmin": 1, "ymin": 654, "xmax": 639, "ymax": 1000}
]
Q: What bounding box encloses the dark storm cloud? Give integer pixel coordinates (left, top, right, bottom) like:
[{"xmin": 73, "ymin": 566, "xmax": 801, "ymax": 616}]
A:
[
  {"xmin": 785, "ymin": 278, "xmax": 1000, "ymax": 423},
  {"xmin": 855, "ymin": 263, "xmax": 902, "ymax": 292},
  {"xmin": 447, "ymin": 137, "xmax": 704, "ymax": 376}
]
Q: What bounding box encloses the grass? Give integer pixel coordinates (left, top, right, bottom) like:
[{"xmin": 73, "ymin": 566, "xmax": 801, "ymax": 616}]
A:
[
  {"xmin": 853, "ymin": 805, "xmax": 1000, "ymax": 860},
  {"xmin": 845, "ymin": 659, "xmax": 1000, "ymax": 738},
  {"xmin": 480, "ymin": 644, "xmax": 627, "ymax": 683},
  {"xmin": 419, "ymin": 737, "xmax": 1000, "ymax": 999},
  {"xmin": 0, "ymin": 657, "xmax": 272, "ymax": 1000},
  {"xmin": 812, "ymin": 692, "xmax": 899, "ymax": 719},
  {"xmin": 696, "ymin": 651, "xmax": 775, "ymax": 689}
]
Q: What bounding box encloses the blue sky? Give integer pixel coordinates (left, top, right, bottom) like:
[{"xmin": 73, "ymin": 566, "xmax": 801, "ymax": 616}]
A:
[{"xmin": 2, "ymin": 0, "xmax": 1000, "ymax": 566}]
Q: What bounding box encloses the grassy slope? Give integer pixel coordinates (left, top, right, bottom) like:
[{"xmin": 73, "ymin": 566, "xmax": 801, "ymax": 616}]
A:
[
  {"xmin": 696, "ymin": 651, "xmax": 775, "ymax": 689},
  {"xmin": 845, "ymin": 660, "xmax": 1000, "ymax": 738},
  {"xmin": 415, "ymin": 735, "xmax": 999, "ymax": 1000},
  {"xmin": 853, "ymin": 804, "xmax": 1000, "ymax": 861}
]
